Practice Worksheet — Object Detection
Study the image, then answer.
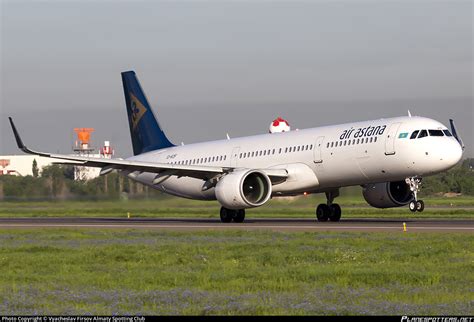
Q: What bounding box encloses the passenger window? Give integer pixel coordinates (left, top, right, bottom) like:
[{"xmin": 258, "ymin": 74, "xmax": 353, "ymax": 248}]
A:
[
  {"xmin": 310, "ymin": 145, "xmax": 313, "ymax": 149},
  {"xmin": 357, "ymin": 138, "xmax": 360, "ymax": 144},
  {"xmin": 410, "ymin": 130, "xmax": 419, "ymax": 139},
  {"xmin": 370, "ymin": 137, "xmax": 373, "ymax": 143},
  {"xmin": 352, "ymin": 139, "xmax": 355, "ymax": 145},
  {"xmin": 374, "ymin": 137, "xmax": 377, "ymax": 142},
  {"xmin": 344, "ymin": 141, "xmax": 347, "ymax": 146},
  {"xmin": 418, "ymin": 130, "xmax": 428, "ymax": 139},
  {"xmin": 429, "ymin": 130, "xmax": 444, "ymax": 137},
  {"xmin": 443, "ymin": 129, "xmax": 453, "ymax": 137}
]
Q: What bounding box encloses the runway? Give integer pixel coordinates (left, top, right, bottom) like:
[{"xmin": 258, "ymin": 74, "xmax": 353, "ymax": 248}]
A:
[{"xmin": 0, "ymin": 217, "xmax": 472, "ymax": 232}]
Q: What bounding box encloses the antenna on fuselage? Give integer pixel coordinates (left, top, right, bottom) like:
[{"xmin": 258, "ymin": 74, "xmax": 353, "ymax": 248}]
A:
[
  {"xmin": 408, "ymin": 110, "xmax": 412, "ymax": 117},
  {"xmin": 226, "ymin": 133, "xmax": 230, "ymax": 140}
]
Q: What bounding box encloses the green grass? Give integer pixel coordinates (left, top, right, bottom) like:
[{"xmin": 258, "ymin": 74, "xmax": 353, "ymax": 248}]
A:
[
  {"xmin": 1, "ymin": 195, "xmax": 474, "ymax": 219},
  {"xmin": 0, "ymin": 229, "xmax": 472, "ymax": 315}
]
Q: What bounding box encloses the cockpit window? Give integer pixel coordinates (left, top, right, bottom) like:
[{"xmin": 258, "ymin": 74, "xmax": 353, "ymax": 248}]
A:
[
  {"xmin": 417, "ymin": 130, "xmax": 428, "ymax": 139},
  {"xmin": 428, "ymin": 130, "xmax": 444, "ymax": 137},
  {"xmin": 443, "ymin": 129, "xmax": 453, "ymax": 137},
  {"xmin": 410, "ymin": 130, "xmax": 419, "ymax": 139}
]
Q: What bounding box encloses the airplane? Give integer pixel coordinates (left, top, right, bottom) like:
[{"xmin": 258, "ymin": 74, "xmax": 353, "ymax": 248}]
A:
[{"xmin": 9, "ymin": 71, "xmax": 465, "ymax": 223}]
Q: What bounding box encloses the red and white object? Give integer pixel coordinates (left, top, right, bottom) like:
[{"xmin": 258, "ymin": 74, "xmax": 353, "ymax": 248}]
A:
[
  {"xmin": 100, "ymin": 141, "xmax": 114, "ymax": 158},
  {"xmin": 269, "ymin": 117, "xmax": 290, "ymax": 133}
]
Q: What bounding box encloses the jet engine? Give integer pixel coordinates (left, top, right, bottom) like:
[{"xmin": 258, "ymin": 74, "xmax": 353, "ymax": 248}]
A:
[
  {"xmin": 215, "ymin": 170, "xmax": 272, "ymax": 209},
  {"xmin": 362, "ymin": 181, "xmax": 414, "ymax": 208}
]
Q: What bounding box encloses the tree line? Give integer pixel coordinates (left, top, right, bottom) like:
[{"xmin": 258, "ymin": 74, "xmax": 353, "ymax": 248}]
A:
[
  {"xmin": 0, "ymin": 159, "xmax": 473, "ymax": 201},
  {"xmin": 0, "ymin": 163, "xmax": 158, "ymax": 201}
]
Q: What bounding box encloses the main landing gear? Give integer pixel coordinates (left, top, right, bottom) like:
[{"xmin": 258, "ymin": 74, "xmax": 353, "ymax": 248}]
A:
[
  {"xmin": 220, "ymin": 207, "xmax": 246, "ymax": 223},
  {"xmin": 316, "ymin": 190, "xmax": 342, "ymax": 222},
  {"xmin": 406, "ymin": 177, "xmax": 424, "ymax": 212}
]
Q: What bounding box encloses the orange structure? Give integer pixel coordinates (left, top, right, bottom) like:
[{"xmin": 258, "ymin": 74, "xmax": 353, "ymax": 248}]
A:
[
  {"xmin": 0, "ymin": 159, "xmax": 10, "ymax": 168},
  {"xmin": 74, "ymin": 128, "xmax": 95, "ymax": 151}
]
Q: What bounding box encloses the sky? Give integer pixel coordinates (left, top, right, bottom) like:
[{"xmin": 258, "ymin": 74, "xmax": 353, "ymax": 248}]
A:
[{"xmin": 1, "ymin": 0, "xmax": 472, "ymax": 157}]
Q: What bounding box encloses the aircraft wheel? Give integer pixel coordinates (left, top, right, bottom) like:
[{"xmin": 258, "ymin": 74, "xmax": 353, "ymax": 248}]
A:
[
  {"xmin": 316, "ymin": 204, "xmax": 330, "ymax": 222},
  {"xmin": 233, "ymin": 209, "xmax": 246, "ymax": 223},
  {"xmin": 329, "ymin": 204, "xmax": 342, "ymax": 222},
  {"xmin": 409, "ymin": 201, "xmax": 417, "ymax": 213},
  {"xmin": 220, "ymin": 207, "xmax": 233, "ymax": 223},
  {"xmin": 416, "ymin": 200, "xmax": 425, "ymax": 212}
]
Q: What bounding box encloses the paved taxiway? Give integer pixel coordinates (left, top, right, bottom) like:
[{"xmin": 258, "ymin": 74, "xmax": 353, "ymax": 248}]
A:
[{"xmin": 0, "ymin": 218, "xmax": 472, "ymax": 232}]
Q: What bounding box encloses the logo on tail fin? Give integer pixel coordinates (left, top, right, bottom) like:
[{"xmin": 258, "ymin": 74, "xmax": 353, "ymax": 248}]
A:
[{"xmin": 130, "ymin": 93, "xmax": 147, "ymax": 130}]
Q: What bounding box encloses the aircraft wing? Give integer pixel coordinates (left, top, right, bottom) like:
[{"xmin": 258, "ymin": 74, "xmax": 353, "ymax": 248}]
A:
[{"xmin": 9, "ymin": 117, "xmax": 288, "ymax": 181}]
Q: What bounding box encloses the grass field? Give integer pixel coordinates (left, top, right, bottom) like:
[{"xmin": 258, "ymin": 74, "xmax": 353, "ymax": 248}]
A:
[
  {"xmin": 1, "ymin": 196, "xmax": 472, "ymax": 315},
  {"xmin": 0, "ymin": 229, "xmax": 472, "ymax": 315},
  {"xmin": 1, "ymin": 195, "xmax": 474, "ymax": 219}
]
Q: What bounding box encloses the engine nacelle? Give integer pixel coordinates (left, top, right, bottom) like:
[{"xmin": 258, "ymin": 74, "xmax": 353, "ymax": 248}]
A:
[
  {"xmin": 215, "ymin": 170, "xmax": 272, "ymax": 209},
  {"xmin": 362, "ymin": 181, "xmax": 414, "ymax": 208}
]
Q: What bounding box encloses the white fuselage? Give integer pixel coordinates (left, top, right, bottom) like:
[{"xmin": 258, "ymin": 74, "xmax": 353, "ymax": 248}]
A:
[{"xmin": 123, "ymin": 116, "xmax": 463, "ymax": 200}]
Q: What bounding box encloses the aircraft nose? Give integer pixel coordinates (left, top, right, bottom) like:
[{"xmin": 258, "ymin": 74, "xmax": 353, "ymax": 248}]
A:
[{"xmin": 443, "ymin": 140, "xmax": 463, "ymax": 168}]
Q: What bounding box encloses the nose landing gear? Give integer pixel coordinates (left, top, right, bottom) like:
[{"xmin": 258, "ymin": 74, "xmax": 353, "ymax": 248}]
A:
[
  {"xmin": 406, "ymin": 177, "xmax": 424, "ymax": 212},
  {"xmin": 316, "ymin": 190, "xmax": 342, "ymax": 222}
]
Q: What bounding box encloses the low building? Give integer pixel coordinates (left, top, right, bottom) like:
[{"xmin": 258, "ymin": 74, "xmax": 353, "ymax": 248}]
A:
[
  {"xmin": 0, "ymin": 155, "xmax": 57, "ymax": 177},
  {"xmin": 1, "ymin": 128, "xmax": 114, "ymax": 180}
]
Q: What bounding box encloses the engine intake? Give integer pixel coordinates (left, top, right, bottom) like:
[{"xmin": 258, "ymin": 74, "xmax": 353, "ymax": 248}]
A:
[
  {"xmin": 362, "ymin": 181, "xmax": 414, "ymax": 208},
  {"xmin": 215, "ymin": 170, "xmax": 272, "ymax": 209}
]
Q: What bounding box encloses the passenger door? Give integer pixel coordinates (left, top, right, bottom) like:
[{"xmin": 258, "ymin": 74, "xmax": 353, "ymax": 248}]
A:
[
  {"xmin": 230, "ymin": 147, "xmax": 240, "ymax": 167},
  {"xmin": 385, "ymin": 123, "xmax": 402, "ymax": 155},
  {"xmin": 313, "ymin": 136, "xmax": 325, "ymax": 163}
]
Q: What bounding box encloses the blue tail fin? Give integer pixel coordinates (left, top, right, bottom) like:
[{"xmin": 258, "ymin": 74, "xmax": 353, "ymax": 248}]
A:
[{"xmin": 121, "ymin": 71, "xmax": 174, "ymax": 155}]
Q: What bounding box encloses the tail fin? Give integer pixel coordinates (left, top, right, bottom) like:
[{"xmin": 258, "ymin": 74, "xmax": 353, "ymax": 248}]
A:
[{"xmin": 121, "ymin": 71, "xmax": 174, "ymax": 155}]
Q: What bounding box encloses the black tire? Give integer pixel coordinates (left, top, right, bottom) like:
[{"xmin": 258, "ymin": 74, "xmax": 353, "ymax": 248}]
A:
[
  {"xmin": 416, "ymin": 200, "xmax": 425, "ymax": 212},
  {"xmin": 316, "ymin": 204, "xmax": 330, "ymax": 222},
  {"xmin": 220, "ymin": 207, "xmax": 233, "ymax": 223},
  {"xmin": 329, "ymin": 204, "xmax": 342, "ymax": 222},
  {"xmin": 409, "ymin": 201, "xmax": 417, "ymax": 212},
  {"xmin": 233, "ymin": 209, "xmax": 246, "ymax": 223}
]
